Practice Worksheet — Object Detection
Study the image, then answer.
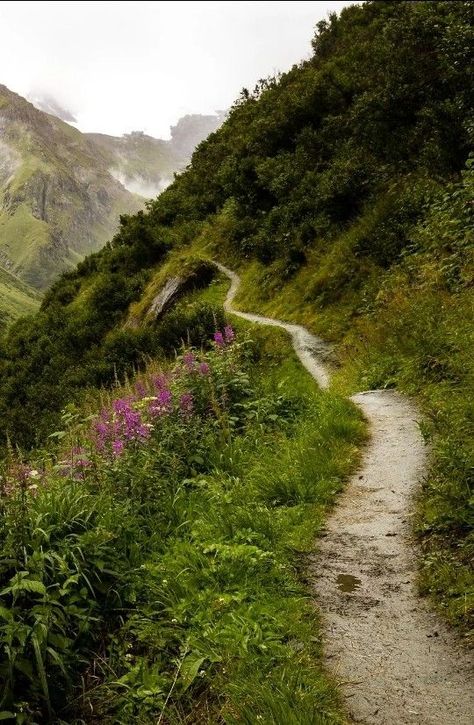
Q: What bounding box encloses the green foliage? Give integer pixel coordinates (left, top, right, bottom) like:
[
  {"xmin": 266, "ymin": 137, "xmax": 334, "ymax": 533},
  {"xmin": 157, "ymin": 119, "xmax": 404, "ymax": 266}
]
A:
[
  {"xmin": 0, "ymin": 240, "xmax": 225, "ymax": 450},
  {"xmin": 0, "ymin": 329, "xmax": 364, "ymax": 722},
  {"xmin": 145, "ymin": 0, "xmax": 472, "ymax": 266},
  {"xmin": 0, "ymin": 2, "xmax": 474, "ymax": 692},
  {"xmin": 232, "ymin": 160, "xmax": 473, "ymax": 632},
  {"xmin": 0, "ymin": 268, "xmax": 40, "ymax": 334}
]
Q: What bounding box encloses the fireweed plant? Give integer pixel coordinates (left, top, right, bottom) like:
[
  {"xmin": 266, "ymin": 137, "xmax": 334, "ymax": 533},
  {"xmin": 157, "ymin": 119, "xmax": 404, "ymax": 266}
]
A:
[{"xmin": 0, "ymin": 324, "xmax": 363, "ymax": 723}]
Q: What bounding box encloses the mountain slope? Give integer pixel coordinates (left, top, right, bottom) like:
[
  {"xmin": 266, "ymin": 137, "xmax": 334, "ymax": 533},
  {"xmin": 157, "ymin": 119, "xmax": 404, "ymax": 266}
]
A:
[
  {"xmin": 0, "ymin": 85, "xmax": 225, "ymax": 297},
  {"xmin": 0, "ymin": 264, "xmax": 40, "ymax": 331},
  {"xmin": 86, "ymin": 130, "xmax": 183, "ymax": 198},
  {"xmin": 0, "ymin": 84, "xmax": 143, "ymax": 290},
  {"xmin": 86, "ymin": 113, "xmax": 226, "ymax": 198},
  {"xmin": 27, "ymin": 92, "xmax": 77, "ymax": 122}
]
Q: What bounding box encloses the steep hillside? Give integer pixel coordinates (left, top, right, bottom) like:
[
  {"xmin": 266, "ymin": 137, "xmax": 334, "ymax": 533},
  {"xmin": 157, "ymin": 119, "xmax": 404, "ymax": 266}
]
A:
[
  {"xmin": 0, "ymin": 84, "xmax": 143, "ymax": 290},
  {"xmin": 0, "ymin": 264, "xmax": 40, "ymax": 332},
  {"xmin": 0, "ymin": 0, "xmax": 472, "ymax": 634}
]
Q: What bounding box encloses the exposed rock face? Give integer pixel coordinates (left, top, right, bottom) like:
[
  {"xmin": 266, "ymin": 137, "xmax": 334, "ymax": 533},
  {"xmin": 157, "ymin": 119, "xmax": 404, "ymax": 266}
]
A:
[
  {"xmin": 125, "ymin": 260, "xmax": 216, "ymax": 329},
  {"xmin": 147, "ymin": 276, "xmax": 184, "ymax": 319}
]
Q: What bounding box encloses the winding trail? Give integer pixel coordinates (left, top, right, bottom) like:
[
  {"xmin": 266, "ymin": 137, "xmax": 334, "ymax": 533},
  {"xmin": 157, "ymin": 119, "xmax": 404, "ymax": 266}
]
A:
[{"xmin": 215, "ymin": 261, "xmax": 474, "ymax": 725}]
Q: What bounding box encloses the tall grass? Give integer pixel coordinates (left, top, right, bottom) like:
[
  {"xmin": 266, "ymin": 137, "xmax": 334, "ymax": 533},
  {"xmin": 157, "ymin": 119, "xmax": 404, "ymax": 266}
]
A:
[
  {"xmin": 216, "ymin": 165, "xmax": 474, "ymax": 637},
  {"xmin": 0, "ymin": 320, "xmax": 364, "ymax": 722}
]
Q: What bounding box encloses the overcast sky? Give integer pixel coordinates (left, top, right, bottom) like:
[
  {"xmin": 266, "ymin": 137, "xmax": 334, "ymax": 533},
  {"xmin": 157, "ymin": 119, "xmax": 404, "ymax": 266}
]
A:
[{"xmin": 0, "ymin": 1, "xmax": 355, "ymax": 139}]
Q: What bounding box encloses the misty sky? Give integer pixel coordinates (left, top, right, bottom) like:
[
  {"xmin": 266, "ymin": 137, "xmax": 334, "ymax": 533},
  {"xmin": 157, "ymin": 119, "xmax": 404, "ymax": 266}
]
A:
[{"xmin": 0, "ymin": 1, "xmax": 355, "ymax": 139}]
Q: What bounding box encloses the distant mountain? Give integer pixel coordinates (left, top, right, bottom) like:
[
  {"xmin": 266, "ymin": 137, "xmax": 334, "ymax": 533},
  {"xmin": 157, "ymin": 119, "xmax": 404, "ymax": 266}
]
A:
[
  {"xmin": 27, "ymin": 92, "xmax": 77, "ymax": 123},
  {"xmin": 169, "ymin": 112, "xmax": 227, "ymax": 157},
  {"xmin": 86, "ymin": 131, "xmax": 182, "ymax": 199},
  {"xmin": 0, "ymin": 84, "xmax": 143, "ymax": 290},
  {"xmin": 0, "ymin": 85, "xmax": 226, "ymax": 300},
  {"xmin": 87, "ymin": 113, "xmax": 227, "ymax": 199}
]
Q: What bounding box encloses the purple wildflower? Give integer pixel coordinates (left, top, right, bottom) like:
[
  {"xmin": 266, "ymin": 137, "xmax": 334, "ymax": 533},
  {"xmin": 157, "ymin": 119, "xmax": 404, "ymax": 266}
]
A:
[
  {"xmin": 183, "ymin": 351, "xmax": 196, "ymax": 370},
  {"xmin": 199, "ymin": 361, "xmax": 210, "ymax": 375},
  {"xmin": 112, "ymin": 439, "xmax": 124, "ymax": 457},
  {"xmin": 135, "ymin": 381, "xmax": 147, "ymax": 399},
  {"xmin": 149, "ymin": 388, "xmax": 173, "ymax": 417},
  {"xmin": 179, "ymin": 392, "xmax": 194, "ymax": 416},
  {"xmin": 214, "ymin": 331, "xmax": 225, "ymax": 347},
  {"xmin": 149, "ymin": 389, "xmax": 173, "ymax": 415},
  {"xmin": 113, "ymin": 397, "xmax": 134, "ymax": 415},
  {"xmin": 152, "ymin": 374, "xmax": 169, "ymax": 391},
  {"xmin": 137, "ymin": 423, "xmax": 151, "ymax": 440},
  {"xmin": 124, "ymin": 410, "xmax": 144, "ymax": 439},
  {"xmin": 76, "ymin": 458, "xmax": 91, "ymax": 469},
  {"xmin": 94, "ymin": 413, "xmax": 112, "ymax": 451},
  {"xmin": 12, "ymin": 464, "xmax": 32, "ymax": 487},
  {"xmin": 224, "ymin": 325, "xmax": 235, "ymax": 343},
  {"xmin": 71, "ymin": 446, "xmax": 86, "ymax": 456}
]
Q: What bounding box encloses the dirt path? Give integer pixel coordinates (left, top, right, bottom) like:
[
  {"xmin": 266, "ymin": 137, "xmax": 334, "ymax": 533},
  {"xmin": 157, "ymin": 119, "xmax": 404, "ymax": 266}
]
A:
[{"xmin": 215, "ymin": 261, "xmax": 474, "ymax": 724}]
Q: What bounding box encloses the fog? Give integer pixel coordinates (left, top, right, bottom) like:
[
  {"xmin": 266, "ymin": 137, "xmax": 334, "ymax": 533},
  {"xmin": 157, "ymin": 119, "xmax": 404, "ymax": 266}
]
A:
[
  {"xmin": 0, "ymin": 1, "xmax": 355, "ymax": 138},
  {"xmin": 109, "ymin": 169, "xmax": 174, "ymax": 199}
]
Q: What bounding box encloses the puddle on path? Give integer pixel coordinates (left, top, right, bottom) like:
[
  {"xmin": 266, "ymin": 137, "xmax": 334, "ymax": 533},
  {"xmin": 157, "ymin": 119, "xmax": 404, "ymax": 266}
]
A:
[{"xmin": 336, "ymin": 573, "xmax": 361, "ymax": 592}]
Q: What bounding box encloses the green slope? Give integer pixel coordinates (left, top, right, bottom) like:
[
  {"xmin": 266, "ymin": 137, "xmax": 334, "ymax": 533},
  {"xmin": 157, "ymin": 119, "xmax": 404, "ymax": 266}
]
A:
[{"xmin": 0, "ymin": 264, "xmax": 40, "ymax": 331}]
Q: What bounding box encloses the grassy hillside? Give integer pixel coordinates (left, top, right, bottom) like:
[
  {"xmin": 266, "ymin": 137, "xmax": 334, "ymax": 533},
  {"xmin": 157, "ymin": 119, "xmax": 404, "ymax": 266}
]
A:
[
  {"xmin": 0, "ymin": 265, "xmax": 40, "ymax": 332},
  {"xmin": 0, "ymin": 0, "xmax": 472, "ymax": 639}
]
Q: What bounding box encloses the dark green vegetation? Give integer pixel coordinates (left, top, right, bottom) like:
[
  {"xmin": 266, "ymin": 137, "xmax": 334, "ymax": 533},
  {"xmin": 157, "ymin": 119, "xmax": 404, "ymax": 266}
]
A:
[
  {"xmin": 0, "ymin": 237, "xmax": 221, "ymax": 449},
  {"xmin": 0, "ymin": 323, "xmax": 363, "ymax": 722},
  {"xmin": 0, "ymin": 7, "xmax": 471, "ymax": 720}
]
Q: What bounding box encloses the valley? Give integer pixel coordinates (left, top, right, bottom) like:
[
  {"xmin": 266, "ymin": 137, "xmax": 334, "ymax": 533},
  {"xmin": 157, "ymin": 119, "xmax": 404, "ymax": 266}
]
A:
[{"xmin": 0, "ymin": 84, "xmax": 224, "ymax": 315}]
